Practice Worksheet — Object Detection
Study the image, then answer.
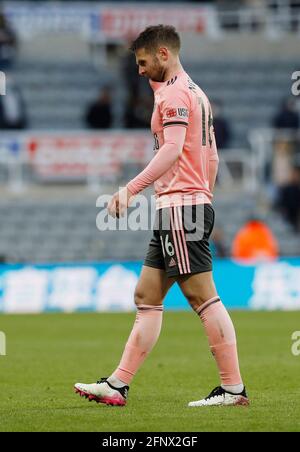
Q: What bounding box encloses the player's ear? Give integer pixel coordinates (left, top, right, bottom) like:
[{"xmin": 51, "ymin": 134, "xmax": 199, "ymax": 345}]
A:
[{"xmin": 158, "ymin": 47, "xmax": 168, "ymax": 61}]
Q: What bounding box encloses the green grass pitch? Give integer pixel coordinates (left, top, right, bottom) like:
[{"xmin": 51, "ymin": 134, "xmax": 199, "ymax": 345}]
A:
[{"xmin": 0, "ymin": 311, "xmax": 299, "ymax": 432}]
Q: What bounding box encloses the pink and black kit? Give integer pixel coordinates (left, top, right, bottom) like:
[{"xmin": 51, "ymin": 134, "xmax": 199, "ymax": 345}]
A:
[{"xmin": 127, "ymin": 70, "xmax": 219, "ymax": 277}]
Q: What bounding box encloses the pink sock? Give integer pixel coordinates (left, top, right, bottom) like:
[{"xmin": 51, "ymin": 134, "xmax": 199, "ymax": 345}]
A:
[
  {"xmin": 111, "ymin": 305, "xmax": 163, "ymax": 385},
  {"xmin": 196, "ymin": 296, "xmax": 243, "ymax": 386}
]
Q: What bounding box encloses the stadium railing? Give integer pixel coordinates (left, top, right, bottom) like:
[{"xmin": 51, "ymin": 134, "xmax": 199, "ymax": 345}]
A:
[
  {"xmin": 0, "ymin": 130, "xmax": 257, "ymax": 194},
  {"xmin": 2, "ymin": 1, "xmax": 300, "ymax": 44}
]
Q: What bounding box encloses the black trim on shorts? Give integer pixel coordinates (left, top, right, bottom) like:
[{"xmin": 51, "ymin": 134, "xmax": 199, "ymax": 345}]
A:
[
  {"xmin": 166, "ymin": 266, "xmax": 213, "ymax": 278},
  {"xmin": 143, "ymin": 260, "xmax": 165, "ymax": 271}
]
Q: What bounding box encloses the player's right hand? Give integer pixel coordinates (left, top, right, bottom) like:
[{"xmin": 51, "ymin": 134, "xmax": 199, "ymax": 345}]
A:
[{"xmin": 107, "ymin": 187, "xmax": 133, "ymax": 218}]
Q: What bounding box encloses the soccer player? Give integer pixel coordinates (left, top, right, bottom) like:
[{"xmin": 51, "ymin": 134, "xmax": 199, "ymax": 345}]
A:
[{"xmin": 75, "ymin": 25, "xmax": 249, "ymax": 407}]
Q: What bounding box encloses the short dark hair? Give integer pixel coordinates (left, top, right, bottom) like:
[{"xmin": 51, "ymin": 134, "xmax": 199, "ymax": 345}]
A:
[{"xmin": 130, "ymin": 25, "xmax": 181, "ymax": 54}]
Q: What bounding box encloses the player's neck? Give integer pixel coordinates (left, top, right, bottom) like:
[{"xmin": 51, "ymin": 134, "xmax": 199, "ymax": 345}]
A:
[{"xmin": 163, "ymin": 61, "xmax": 184, "ymax": 82}]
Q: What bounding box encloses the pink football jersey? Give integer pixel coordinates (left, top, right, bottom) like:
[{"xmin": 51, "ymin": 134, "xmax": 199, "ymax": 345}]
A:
[{"xmin": 149, "ymin": 70, "xmax": 219, "ymax": 209}]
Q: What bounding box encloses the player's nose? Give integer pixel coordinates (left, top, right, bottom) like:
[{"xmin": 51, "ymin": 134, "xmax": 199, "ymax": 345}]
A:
[{"xmin": 139, "ymin": 67, "xmax": 146, "ymax": 76}]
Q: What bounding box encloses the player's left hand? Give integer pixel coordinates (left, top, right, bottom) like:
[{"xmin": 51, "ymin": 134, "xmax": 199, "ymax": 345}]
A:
[{"xmin": 107, "ymin": 187, "xmax": 133, "ymax": 218}]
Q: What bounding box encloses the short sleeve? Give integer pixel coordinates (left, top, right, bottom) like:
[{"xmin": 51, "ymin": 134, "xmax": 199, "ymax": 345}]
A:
[{"xmin": 160, "ymin": 88, "xmax": 190, "ymax": 129}]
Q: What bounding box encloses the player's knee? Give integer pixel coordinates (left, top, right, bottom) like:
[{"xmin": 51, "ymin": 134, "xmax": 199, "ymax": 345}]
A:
[
  {"xmin": 186, "ymin": 295, "xmax": 208, "ymax": 312},
  {"xmin": 134, "ymin": 287, "xmax": 149, "ymax": 307},
  {"xmin": 134, "ymin": 287, "xmax": 161, "ymax": 307}
]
